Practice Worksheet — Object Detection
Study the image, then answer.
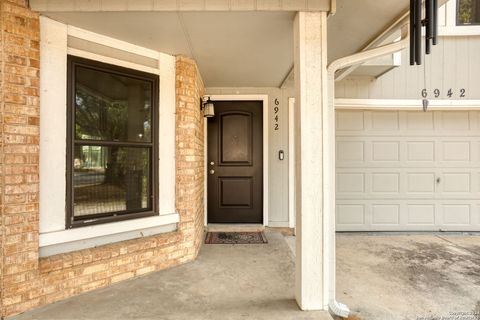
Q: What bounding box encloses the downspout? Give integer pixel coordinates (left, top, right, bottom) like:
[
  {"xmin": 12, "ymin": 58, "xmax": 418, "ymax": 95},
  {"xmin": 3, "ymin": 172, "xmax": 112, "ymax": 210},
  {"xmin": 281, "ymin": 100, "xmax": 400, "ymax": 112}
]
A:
[{"xmin": 325, "ymin": 25, "xmax": 409, "ymax": 318}]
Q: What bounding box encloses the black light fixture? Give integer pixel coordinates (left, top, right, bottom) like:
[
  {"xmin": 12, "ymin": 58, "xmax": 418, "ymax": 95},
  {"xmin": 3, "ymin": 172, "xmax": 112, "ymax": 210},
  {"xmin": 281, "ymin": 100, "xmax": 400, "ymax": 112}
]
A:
[
  {"xmin": 410, "ymin": 0, "xmax": 438, "ymax": 65},
  {"xmin": 201, "ymin": 96, "xmax": 215, "ymax": 118}
]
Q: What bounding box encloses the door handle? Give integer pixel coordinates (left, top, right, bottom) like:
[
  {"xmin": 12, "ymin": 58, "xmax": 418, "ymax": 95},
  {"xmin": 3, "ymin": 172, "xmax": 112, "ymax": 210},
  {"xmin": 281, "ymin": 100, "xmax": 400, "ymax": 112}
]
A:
[{"xmin": 209, "ymin": 169, "xmax": 215, "ymax": 175}]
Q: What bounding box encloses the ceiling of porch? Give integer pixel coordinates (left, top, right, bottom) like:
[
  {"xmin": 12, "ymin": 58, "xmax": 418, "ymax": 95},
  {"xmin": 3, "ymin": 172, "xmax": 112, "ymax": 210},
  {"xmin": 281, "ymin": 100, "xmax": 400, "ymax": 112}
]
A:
[{"xmin": 38, "ymin": 0, "xmax": 412, "ymax": 87}]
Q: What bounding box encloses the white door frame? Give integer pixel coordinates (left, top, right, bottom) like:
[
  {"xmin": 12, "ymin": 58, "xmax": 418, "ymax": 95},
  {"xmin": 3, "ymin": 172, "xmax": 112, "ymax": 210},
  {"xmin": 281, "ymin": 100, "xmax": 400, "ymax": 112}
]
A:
[
  {"xmin": 288, "ymin": 97, "xmax": 296, "ymax": 230},
  {"xmin": 204, "ymin": 94, "xmax": 269, "ymax": 226}
]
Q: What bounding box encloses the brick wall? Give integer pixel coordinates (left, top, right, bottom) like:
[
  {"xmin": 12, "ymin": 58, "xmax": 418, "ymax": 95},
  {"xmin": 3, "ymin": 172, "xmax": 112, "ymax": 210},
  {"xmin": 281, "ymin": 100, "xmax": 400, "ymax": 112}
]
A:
[
  {"xmin": 175, "ymin": 56, "xmax": 206, "ymax": 258},
  {"xmin": 0, "ymin": 2, "xmax": 3, "ymax": 316},
  {"xmin": 0, "ymin": 3, "xmax": 205, "ymax": 316},
  {"xmin": 0, "ymin": 0, "xmax": 41, "ymax": 316}
]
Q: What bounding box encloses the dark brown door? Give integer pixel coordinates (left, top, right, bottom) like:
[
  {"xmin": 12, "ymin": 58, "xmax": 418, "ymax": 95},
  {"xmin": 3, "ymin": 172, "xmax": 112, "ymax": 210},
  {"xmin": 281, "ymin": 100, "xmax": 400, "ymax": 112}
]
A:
[{"xmin": 207, "ymin": 101, "xmax": 263, "ymax": 223}]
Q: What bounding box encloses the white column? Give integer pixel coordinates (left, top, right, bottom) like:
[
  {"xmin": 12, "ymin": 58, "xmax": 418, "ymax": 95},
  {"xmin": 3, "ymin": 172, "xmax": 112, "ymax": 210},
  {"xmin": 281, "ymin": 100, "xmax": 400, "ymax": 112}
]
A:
[{"xmin": 293, "ymin": 11, "xmax": 328, "ymax": 311}]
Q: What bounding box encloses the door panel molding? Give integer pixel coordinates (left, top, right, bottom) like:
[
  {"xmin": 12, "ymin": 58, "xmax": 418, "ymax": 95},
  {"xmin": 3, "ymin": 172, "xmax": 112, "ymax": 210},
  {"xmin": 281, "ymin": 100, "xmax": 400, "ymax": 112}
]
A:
[
  {"xmin": 219, "ymin": 111, "xmax": 253, "ymax": 166},
  {"xmin": 204, "ymin": 95, "xmax": 269, "ymax": 226},
  {"xmin": 219, "ymin": 177, "xmax": 254, "ymax": 208}
]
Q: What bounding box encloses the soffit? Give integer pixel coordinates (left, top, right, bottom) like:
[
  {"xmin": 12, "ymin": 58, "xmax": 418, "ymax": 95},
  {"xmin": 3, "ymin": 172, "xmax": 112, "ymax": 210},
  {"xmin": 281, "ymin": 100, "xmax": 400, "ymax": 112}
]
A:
[{"xmin": 40, "ymin": 1, "xmax": 412, "ymax": 87}]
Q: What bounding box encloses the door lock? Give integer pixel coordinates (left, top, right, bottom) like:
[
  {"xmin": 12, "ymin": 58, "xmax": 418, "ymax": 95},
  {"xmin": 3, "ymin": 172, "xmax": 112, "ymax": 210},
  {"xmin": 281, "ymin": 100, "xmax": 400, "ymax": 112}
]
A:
[{"xmin": 210, "ymin": 161, "xmax": 215, "ymax": 166}]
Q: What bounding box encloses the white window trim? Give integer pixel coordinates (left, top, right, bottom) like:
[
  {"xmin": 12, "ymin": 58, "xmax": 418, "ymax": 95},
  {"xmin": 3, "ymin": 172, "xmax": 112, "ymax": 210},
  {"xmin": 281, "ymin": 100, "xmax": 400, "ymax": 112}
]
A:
[
  {"xmin": 40, "ymin": 214, "xmax": 179, "ymax": 247},
  {"xmin": 67, "ymin": 48, "xmax": 159, "ymax": 75},
  {"xmin": 67, "ymin": 25, "xmax": 159, "ymax": 60},
  {"xmin": 39, "ymin": 17, "xmax": 177, "ymax": 249}
]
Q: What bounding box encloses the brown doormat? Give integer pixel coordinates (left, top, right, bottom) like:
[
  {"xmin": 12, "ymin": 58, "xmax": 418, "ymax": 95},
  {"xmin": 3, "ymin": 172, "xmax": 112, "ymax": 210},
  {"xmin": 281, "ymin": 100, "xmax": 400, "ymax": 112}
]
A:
[{"xmin": 205, "ymin": 232, "xmax": 268, "ymax": 244}]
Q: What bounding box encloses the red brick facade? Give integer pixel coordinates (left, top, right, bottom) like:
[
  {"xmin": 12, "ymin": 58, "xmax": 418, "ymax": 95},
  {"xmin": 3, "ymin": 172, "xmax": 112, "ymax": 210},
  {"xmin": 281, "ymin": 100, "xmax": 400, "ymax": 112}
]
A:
[{"xmin": 0, "ymin": 2, "xmax": 205, "ymax": 317}]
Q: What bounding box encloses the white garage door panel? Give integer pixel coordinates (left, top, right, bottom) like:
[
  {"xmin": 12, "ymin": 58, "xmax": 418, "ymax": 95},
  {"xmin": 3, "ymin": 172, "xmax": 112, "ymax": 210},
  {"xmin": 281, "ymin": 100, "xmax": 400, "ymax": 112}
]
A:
[{"xmin": 336, "ymin": 110, "xmax": 480, "ymax": 231}]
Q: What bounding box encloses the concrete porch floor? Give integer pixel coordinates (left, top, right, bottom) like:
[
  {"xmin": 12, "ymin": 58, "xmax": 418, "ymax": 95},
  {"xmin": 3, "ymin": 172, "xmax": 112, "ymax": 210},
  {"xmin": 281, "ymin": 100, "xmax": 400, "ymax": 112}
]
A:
[
  {"xmin": 10, "ymin": 231, "xmax": 480, "ymax": 320},
  {"xmin": 10, "ymin": 231, "xmax": 332, "ymax": 320}
]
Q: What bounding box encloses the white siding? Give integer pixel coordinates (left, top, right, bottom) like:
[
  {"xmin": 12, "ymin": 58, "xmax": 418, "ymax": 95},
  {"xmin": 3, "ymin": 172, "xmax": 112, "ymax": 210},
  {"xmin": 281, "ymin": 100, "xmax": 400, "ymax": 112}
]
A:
[{"xmin": 336, "ymin": 36, "xmax": 480, "ymax": 100}]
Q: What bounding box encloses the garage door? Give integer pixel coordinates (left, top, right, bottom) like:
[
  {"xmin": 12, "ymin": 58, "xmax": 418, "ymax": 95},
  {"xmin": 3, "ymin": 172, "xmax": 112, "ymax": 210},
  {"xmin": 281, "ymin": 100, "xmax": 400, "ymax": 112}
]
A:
[{"xmin": 336, "ymin": 110, "xmax": 480, "ymax": 231}]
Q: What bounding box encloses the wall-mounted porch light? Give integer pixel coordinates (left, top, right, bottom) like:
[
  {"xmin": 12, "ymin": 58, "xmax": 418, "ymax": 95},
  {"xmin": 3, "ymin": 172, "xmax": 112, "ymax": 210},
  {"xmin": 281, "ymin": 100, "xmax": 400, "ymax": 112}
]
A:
[{"xmin": 201, "ymin": 96, "xmax": 215, "ymax": 118}]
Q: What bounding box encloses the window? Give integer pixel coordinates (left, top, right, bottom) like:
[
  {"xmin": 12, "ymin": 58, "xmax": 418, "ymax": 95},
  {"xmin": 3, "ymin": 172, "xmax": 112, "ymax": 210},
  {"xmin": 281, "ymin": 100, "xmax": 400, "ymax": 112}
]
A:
[
  {"xmin": 67, "ymin": 56, "xmax": 159, "ymax": 228},
  {"xmin": 457, "ymin": 0, "xmax": 480, "ymax": 25}
]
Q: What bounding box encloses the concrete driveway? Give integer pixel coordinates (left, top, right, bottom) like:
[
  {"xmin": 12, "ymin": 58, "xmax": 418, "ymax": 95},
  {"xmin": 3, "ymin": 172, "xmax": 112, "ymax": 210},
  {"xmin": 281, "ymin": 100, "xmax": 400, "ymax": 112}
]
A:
[{"xmin": 335, "ymin": 233, "xmax": 480, "ymax": 320}]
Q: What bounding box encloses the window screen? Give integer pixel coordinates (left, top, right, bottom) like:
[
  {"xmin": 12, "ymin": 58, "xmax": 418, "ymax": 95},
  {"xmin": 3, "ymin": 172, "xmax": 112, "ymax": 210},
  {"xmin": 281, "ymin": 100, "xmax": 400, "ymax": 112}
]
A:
[{"xmin": 67, "ymin": 56, "xmax": 159, "ymax": 228}]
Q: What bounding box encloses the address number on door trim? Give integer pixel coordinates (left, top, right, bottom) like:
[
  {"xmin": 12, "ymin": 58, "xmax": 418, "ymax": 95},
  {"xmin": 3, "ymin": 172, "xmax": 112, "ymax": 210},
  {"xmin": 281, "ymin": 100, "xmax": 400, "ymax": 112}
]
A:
[{"xmin": 274, "ymin": 98, "xmax": 279, "ymax": 131}]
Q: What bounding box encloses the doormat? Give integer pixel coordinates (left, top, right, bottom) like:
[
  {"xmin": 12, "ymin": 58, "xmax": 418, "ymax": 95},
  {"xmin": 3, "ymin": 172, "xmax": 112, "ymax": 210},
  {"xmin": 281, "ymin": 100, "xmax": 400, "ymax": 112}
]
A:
[{"xmin": 205, "ymin": 232, "xmax": 268, "ymax": 244}]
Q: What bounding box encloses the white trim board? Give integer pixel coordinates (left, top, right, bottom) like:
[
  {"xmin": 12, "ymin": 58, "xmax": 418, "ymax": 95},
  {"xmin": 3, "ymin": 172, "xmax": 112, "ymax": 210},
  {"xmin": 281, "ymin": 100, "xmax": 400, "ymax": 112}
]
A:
[
  {"xmin": 204, "ymin": 95, "xmax": 269, "ymax": 226},
  {"xmin": 204, "ymin": 117, "xmax": 208, "ymax": 227},
  {"xmin": 40, "ymin": 214, "xmax": 179, "ymax": 247},
  {"xmin": 439, "ymin": 26, "xmax": 480, "ymax": 36},
  {"xmin": 67, "ymin": 25, "xmax": 159, "ymax": 60},
  {"xmin": 335, "ymin": 98, "xmax": 480, "ymax": 110},
  {"xmin": 67, "ymin": 48, "xmax": 160, "ymax": 75},
  {"xmin": 40, "ymin": 223, "xmax": 178, "ymax": 257},
  {"xmin": 288, "ymin": 97, "xmax": 296, "ymax": 230}
]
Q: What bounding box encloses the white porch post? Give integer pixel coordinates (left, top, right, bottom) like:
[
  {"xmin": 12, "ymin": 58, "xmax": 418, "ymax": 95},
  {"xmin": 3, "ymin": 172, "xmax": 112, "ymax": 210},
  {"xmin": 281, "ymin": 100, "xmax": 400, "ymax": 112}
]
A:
[{"xmin": 293, "ymin": 11, "xmax": 328, "ymax": 310}]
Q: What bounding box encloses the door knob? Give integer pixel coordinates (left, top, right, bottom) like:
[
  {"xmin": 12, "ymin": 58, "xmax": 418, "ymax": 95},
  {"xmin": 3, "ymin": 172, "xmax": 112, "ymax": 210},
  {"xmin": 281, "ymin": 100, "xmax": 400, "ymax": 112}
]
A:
[{"xmin": 209, "ymin": 169, "xmax": 215, "ymax": 175}]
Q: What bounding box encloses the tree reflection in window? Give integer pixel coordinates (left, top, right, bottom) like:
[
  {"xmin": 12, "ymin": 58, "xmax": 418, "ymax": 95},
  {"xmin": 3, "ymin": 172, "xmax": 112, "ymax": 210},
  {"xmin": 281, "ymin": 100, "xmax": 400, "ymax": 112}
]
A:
[{"xmin": 68, "ymin": 56, "xmax": 158, "ymax": 227}]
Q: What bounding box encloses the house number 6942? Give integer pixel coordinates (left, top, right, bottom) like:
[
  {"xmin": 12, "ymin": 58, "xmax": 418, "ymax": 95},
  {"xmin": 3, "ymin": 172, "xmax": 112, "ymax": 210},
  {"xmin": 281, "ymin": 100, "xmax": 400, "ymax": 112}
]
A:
[
  {"xmin": 421, "ymin": 88, "xmax": 466, "ymax": 98},
  {"xmin": 274, "ymin": 98, "xmax": 280, "ymax": 131}
]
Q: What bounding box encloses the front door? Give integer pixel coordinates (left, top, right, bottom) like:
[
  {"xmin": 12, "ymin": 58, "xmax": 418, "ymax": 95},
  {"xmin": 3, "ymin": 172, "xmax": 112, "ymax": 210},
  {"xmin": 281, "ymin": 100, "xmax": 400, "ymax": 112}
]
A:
[{"xmin": 207, "ymin": 101, "xmax": 263, "ymax": 223}]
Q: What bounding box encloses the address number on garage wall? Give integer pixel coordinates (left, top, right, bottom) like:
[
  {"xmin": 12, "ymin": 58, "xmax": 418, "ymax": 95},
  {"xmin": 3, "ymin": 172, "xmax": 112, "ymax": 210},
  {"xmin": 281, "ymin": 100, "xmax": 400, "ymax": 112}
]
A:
[{"xmin": 421, "ymin": 88, "xmax": 466, "ymax": 98}]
